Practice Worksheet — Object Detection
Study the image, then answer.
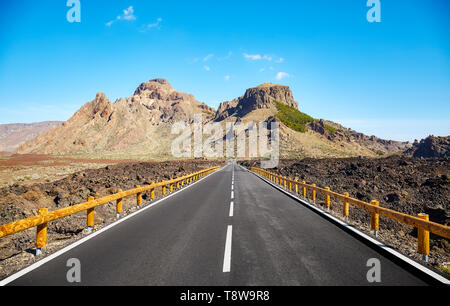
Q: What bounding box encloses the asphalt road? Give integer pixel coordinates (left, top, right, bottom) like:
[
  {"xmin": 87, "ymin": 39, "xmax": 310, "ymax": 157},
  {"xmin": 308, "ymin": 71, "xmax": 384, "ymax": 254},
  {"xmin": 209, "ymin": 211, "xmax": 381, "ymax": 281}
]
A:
[{"xmin": 7, "ymin": 163, "xmax": 429, "ymax": 286}]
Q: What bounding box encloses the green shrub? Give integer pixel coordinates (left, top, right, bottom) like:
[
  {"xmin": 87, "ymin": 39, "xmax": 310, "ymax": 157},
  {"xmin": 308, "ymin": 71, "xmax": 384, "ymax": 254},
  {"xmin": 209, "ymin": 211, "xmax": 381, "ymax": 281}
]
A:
[{"xmin": 274, "ymin": 101, "xmax": 316, "ymax": 133}]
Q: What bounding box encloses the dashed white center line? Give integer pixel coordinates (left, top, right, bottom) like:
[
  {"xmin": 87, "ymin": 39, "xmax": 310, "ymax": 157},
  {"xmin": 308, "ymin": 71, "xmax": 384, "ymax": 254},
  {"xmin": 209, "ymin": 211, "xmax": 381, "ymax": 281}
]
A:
[
  {"xmin": 222, "ymin": 225, "xmax": 233, "ymax": 273},
  {"xmin": 223, "ymin": 164, "xmax": 235, "ymax": 273}
]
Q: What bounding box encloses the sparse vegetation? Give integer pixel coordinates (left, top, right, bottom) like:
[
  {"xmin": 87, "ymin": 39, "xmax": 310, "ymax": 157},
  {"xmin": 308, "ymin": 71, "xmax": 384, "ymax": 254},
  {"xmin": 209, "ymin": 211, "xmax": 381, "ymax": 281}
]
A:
[
  {"xmin": 274, "ymin": 101, "xmax": 338, "ymax": 135},
  {"xmin": 324, "ymin": 124, "xmax": 337, "ymax": 134},
  {"xmin": 375, "ymin": 150, "xmax": 385, "ymax": 156},
  {"xmin": 274, "ymin": 101, "xmax": 315, "ymax": 133},
  {"xmin": 439, "ymin": 264, "xmax": 450, "ymax": 275}
]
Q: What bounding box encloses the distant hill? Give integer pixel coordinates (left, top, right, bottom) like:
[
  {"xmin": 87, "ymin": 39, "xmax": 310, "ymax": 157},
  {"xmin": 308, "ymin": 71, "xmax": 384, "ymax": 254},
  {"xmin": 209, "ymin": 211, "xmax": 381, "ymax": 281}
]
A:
[
  {"xmin": 17, "ymin": 78, "xmax": 411, "ymax": 159},
  {"xmin": 0, "ymin": 121, "xmax": 62, "ymax": 152}
]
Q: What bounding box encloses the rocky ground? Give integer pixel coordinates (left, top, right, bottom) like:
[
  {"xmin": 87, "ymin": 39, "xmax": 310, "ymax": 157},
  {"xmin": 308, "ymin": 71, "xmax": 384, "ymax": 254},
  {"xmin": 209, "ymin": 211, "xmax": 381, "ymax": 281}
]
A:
[
  {"xmin": 0, "ymin": 159, "xmax": 224, "ymax": 280},
  {"xmin": 0, "ymin": 154, "xmax": 135, "ymax": 188},
  {"xmin": 240, "ymin": 156, "xmax": 450, "ymax": 276}
]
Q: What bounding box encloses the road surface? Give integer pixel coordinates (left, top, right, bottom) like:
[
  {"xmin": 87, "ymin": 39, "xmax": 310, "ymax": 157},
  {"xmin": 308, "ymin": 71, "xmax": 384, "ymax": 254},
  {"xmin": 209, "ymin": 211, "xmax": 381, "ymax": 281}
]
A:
[{"xmin": 7, "ymin": 163, "xmax": 429, "ymax": 286}]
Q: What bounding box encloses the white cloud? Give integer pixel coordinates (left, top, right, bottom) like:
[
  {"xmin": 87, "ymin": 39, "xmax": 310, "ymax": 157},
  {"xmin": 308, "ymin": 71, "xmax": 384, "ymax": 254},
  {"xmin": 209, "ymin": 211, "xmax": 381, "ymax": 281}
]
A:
[
  {"xmin": 121, "ymin": 6, "xmax": 136, "ymax": 21},
  {"xmin": 204, "ymin": 65, "xmax": 211, "ymax": 71},
  {"xmin": 140, "ymin": 18, "xmax": 163, "ymax": 32},
  {"xmin": 203, "ymin": 54, "xmax": 214, "ymax": 62},
  {"xmin": 106, "ymin": 6, "xmax": 136, "ymax": 27},
  {"xmin": 275, "ymin": 72, "xmax": 290, "ymax": 80},
  {"xmin": 243, "ymin": 53, "xmax": 261, "ymax": 60},
  {"xmin": 224, "ymin": 75, "xmax": 231, "ymax": 81},
  {"xmin": 243, "ymin": 53, "xmax": 273, "ymax": 61},
  {"xmin": 276, "ymin": 57, "xmax": 285, "ymax": 63}
]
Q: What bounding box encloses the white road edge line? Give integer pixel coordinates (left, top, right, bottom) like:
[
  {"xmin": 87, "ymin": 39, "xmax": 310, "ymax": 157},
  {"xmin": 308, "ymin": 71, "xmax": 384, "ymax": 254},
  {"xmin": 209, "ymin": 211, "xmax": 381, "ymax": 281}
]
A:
[
  {"xmin": 231, "ymin": 191, "xmax": 234, "ymax": 199},
  {"xmin": 243, "ymin": 164, "xmax": 450, "ymax": 285},
  {"xmin": 223, "ymin": 225, "xmax": 233, "ymax": 273},
  {"xmin": 0, "ymin": 165, "xmax": 228, "ymax": 286},
  {"xmin": 229, "ymin": 201, "xmax": 234, "ymax": 217}
]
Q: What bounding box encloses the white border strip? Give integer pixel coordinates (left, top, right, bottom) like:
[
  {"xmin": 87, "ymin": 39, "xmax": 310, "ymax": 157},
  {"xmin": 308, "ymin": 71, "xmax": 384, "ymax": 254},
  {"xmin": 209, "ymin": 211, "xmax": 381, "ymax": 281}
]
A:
[
  {"xmin": 0, "ymin": 166, "xmax": 226, "ymax": 286},
  {"xmin": 242, "ymin": 165, "xmax": 450, "ymax": 285}
]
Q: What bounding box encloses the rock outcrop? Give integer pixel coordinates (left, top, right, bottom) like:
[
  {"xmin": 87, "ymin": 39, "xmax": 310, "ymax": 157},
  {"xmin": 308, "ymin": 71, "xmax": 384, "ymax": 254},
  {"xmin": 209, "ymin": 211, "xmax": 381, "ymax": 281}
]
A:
[
  {"xmin": 215, "ymin": 83, "xmax": 298, "ymax": 120},
  {"xmin": 404, "ymin": 136, "xmax": 450, "ymax": 158}
]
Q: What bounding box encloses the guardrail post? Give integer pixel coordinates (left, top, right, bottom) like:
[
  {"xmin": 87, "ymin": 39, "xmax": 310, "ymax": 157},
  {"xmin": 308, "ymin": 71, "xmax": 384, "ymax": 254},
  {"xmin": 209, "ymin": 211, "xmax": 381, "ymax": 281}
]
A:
[
  {"xmin": 418, "ymin": 213, "xmax": 430, "ymax": 262},
  {"xmin": 289, "ymin": 179, "xmax": 292, "ymax": 191},
  {"xmin": 295, "ymin": 179, "xmax": 299, "ymax": 193},
  {"xmin": 177, "ymin": 180, "xmax": 180, "ymax": 189},
  {"xmin": 116, "ymin": 189, "xmax": 123, "ymax": 219},
  {"xmin": 162, "ymin": 182, "xmax": 167, "ymax": 196},
  {"xmin": 371, "ymin": 200, "xmax": 380, "ymax": 237},
  {"xmin": 311, "ymin": 184, "xmax": 316, "ymax": 203},
  {"xmin": 302, "ymin": 181, "xmax": 306, "ymax": 198},
  {"xmin": 87, "ymin": 197, "xmax": 95, "ymax": 233},
  {"xmin": 283, "ymin": 176, "xmax": 287, "ymax": 189},
  {"xmin": 170, "ymin": 182, "xmax": 174, "ymax": 192},
  {"xmin": 36, "ymin": 208, "xmax": 48, "ymax": 256},
  {"xmin": 325, "ymin": 187, "xmax": 331, "ymax": 210},
  {"xmin": 136, "ymin": 185, "xmax": 142, "ymax": 208},
  {"xmin": 150, "ymin": 182, "xmax": 155, "ymax": 200},
  {"xmin": 342, "ymin": 193, "xmax": 349, "ymax": 222}
]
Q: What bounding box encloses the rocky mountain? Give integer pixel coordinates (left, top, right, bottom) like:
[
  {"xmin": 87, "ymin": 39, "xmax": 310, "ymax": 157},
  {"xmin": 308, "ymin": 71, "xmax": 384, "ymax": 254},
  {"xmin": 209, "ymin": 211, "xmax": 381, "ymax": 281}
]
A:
[
  {"xmin": 17, "ymin": 79, "xmax": 215, "ymax": 157},
  {"xmin": 17, "ymin": 78, "xmax": 412, "ymax": 159},
  {"xmin": 213, "ymin": 83, "xmax": 410, "ymax": 158},
  {"xmin": 215, "ymin": 83, "xmax": 297, "ymax": 120},
  {"xmin": 0, "ymin": 122, "xmax": 62, "ymax": 152},
  {"xmin": 404, "ymin": 136, "xmax": 450, "ymax": 158}
]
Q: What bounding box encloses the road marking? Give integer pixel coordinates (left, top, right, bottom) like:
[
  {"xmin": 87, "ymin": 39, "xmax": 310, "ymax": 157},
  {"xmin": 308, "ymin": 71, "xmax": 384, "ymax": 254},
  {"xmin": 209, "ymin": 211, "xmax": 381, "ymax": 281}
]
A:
[
  {"xmin": 229, "ymin": 201, "xmax": 234, "ymax": 217},
  {"xmin": 231, "ymin": 191, "xmax": 234, "ymax": 199},
  {"xmin": 223, "ymin": 225, "xmax": 232, "ymax": 273},
  {"xmin": 231, "ymin": 184, "xmax": 234, "ymax": 191}
]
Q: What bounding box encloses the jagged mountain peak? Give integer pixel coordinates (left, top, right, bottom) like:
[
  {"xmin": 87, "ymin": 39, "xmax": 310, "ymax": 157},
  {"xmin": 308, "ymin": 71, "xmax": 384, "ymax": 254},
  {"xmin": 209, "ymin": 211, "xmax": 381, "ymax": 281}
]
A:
[
  {"xmin": 134, "ymin": 78, "xmax": 172, "ymax": 96},
  {"xmin": 17, "ymin": 78, "xmax": 215, "ymax": 156},
  {"xmin": 215, "ymin": 82, "xmax": 298, "ymax": 120},
  {"xmin": 255, "ymin": 83, "xmax": 289, "ymax": 88}
]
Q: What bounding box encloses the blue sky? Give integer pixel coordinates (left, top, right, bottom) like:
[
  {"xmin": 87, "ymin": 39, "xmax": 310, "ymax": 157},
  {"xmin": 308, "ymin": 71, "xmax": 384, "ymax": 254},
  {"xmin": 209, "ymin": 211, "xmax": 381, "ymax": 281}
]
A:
[{"xmin": 0, "ymin": 0, "xmax": 449, "ymax": 141}]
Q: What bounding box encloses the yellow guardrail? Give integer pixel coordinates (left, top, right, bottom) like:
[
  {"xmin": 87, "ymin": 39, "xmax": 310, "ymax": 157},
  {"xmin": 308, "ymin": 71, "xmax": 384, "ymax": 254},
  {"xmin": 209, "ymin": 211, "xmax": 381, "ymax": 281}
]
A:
[
  {"xmin": 0, "ymin": 166, "xmax": 220, "ymax": 254},
  {"xmin": 250, "ymin": 167, "xmax": 450, "ymax": 261}
]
